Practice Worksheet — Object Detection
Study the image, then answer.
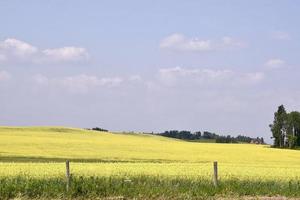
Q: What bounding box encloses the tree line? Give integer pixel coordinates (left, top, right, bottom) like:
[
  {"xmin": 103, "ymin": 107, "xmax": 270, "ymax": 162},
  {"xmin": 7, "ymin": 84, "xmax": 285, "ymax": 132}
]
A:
[
  {"xmin": 87, "ymin": 127, "xmax": 108, "ymax": 132},
  {"xmin": 270, "ymin": 105, "xmax": 300, "ymax": 148},
  {"xmin": 87, "ymin": 128, "xmax": 265, "ymax": 144},
  {"xmin": 158, "ymin": 130, "xmax": 264, "ymax": 144}
]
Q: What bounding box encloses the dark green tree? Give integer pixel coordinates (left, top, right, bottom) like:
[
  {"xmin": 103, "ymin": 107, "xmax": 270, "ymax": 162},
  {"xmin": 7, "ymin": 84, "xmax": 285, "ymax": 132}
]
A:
[
  {"xmin": 286, "ymin": 111, "xmax": 300, "ymax": 148},
  {"xmin": 270, "ymin": 105, "xmax": 288, "ymax": 147}
]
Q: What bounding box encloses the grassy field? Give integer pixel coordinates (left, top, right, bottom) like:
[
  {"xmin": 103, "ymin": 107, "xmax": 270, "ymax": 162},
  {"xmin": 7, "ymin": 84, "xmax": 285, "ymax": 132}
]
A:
[{"xmin": 1, "ymin": 126, "xmax": 300, "ymax": 199}]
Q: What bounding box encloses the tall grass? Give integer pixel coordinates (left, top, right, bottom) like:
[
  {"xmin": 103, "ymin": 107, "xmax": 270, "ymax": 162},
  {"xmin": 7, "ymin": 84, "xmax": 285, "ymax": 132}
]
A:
[{"xmin": 1, "ymin": 176, "xmax": 300, "ymax": 199}]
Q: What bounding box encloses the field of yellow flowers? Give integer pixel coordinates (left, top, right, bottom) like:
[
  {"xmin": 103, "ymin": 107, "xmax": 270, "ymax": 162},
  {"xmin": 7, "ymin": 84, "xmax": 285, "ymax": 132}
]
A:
[
  {"xmin": 0, "ymin": 127, "xmax": 300, "ymax": 198},
  {"xmin": 1, "ymin": 127, "xmax": 300, "ymax": 180}
]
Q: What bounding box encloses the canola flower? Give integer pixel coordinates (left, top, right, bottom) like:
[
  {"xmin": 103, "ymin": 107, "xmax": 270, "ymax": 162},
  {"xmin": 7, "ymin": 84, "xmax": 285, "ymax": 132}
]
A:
[
  {"xmin": 1, "ymin": 162, "xmax": 300, "ymax": 181},
  {"xmin": 0, "ymin": 127, "xmax": 300, "ymax": 182}
]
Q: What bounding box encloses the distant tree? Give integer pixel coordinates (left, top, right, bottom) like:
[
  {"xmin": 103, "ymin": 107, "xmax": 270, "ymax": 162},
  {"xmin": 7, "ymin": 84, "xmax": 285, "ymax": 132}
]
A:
[
  {"xmin": 202, "ymin": 131, "xmax": 218, "ymax": 139},
  {"xmin": 216, "ymin": 135, "xmax": 237, "ymax": 143},
  {"xmin": 260, "ymin": 137, "xmax": 264, "ymax": 144},
  {"xmin": 236, "ymin": 135, "xmax": 252, "ymax": 143},
  {"xmin": 286, "ymin": 111, "xmax": 300, "ymax": 148},
  {"xmin": 159, "ymin": 130, "xmax": 263, "ymax": 144},
  {"xmin": 91, "ymin": 127, "xmax": 108, "ymax": 132},
  {"xmin": 194, "ymin": 131, "xmax": 202, "ymax": 139},
  {"xmin": 270, "ymin": 105, "xmax": 288, "ymax": 148}
]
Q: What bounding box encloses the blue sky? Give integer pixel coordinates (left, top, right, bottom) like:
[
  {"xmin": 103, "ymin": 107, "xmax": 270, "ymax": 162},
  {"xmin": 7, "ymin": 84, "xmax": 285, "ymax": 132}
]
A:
[{"xmin": 0, "ymin": 1, "xmax": 299, "ymax": 142}]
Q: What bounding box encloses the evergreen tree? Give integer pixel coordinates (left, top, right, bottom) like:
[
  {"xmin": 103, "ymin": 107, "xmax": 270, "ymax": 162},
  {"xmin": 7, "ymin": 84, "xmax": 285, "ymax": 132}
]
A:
[{"xmin": 270, "ymin": 105, "xmax": 288, "ymax": 147}]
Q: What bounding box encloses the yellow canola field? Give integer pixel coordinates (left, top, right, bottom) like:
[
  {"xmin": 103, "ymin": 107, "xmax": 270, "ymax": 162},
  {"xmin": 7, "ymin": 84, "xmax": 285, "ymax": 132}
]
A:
[
  {"xmin": 0, "ymin": 127, "xmax": 300, "ymax": 180},
  {"xmin": 1, "ymin": 162, "xmax": 300, "ymax": 181}
]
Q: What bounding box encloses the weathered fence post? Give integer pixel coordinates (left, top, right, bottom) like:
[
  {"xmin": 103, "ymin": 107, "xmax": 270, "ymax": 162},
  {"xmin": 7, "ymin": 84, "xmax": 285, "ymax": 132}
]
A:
[
  {"xmin": 66, "ymin": 160, "xmax": 70, "ymax": 192},
  {"xmin": 213, "ymin": 161, "xmax": 218, "ymax": 187}
]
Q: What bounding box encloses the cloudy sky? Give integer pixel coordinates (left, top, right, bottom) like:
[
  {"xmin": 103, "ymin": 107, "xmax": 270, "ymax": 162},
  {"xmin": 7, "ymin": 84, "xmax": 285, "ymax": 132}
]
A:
[{"xmin": 0, "ymin": 1, "xmax": 299, "ymax": 143}]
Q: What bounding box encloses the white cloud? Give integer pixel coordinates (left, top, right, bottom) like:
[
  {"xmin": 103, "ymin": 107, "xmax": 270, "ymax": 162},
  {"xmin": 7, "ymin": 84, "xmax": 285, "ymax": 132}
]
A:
[
  {"xmin": 160, "ymin": 33, "xmax": 245, "ymax": 52},
  {"xmin": 160, "ymin": 33, "xmax": 213, "ymax": 52},
  {"xmin": 158, "ymin": 66, "xmax": 263, "ymax": 86},
  {"xmin": 265, "ymin": 58, "xmax": 285, "ymax": 69},
  {"xmin": 42, "ymin": 47, "xmax": 89, "ymax": 62},
  {"xmin": 97, "ymin": 77, "xmax": 123, "ymax": 87},
  {"xmin": 34, "ymin": 74, "xmax": 123, "ymax": 93},
  {"xmin": 0, "ymin": 38, "xmax": 38, "ymax": 57},
  {"xmin": 221, "ymin": 36, "xmax": 246, "ymax": 48},
  {"xmin": 61, "ymin": 74, "xmax": 101, "ymax": 92},
  {"xmin": 0, "ymin": 70, "xmax": 11, "ymax": 81},
  {"xmin": 0, "ymin": 38, "xmax": 89, "ymax": 64},
  {"xmin": 61, "ymin": 75, "xmax": 123, "ymax": 93},
  {"xmin": 31, "ymin": 66, "xmax": 264, "ymax": 95},
  {"xmin": 271, "ymin": 31, "xmax": 291, "ymax": 40}
]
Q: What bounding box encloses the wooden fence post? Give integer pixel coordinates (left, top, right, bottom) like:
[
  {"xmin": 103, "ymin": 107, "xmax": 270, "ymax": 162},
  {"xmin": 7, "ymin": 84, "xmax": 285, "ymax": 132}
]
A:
[
  {"xmin": 213, "ymin": 161, "xmax": 218, "ymax": 187},
  {"xmin": 66, "ymin": 160, "xmax": 70, "ymax": 191}
]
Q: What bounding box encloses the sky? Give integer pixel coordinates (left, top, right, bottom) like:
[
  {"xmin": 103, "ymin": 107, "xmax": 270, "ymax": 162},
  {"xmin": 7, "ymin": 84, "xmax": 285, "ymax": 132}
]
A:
[{"xmin": 0, "ymin": 1, "xmax": 299, "ymax": 143}]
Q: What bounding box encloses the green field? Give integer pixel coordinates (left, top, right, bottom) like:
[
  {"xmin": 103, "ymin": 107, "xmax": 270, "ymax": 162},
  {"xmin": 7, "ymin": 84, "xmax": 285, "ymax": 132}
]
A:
[{"xmin": 1, "ymin": 127, "xmax": 300, "ymax": 199}]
